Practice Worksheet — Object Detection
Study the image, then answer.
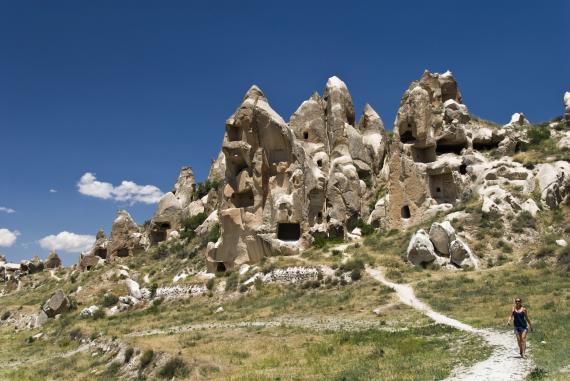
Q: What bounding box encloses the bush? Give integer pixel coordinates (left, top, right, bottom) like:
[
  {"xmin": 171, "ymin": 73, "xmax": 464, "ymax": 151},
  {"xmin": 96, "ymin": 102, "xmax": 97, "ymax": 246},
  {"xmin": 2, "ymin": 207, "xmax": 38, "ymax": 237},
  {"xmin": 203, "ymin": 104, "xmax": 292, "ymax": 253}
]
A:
[
  {"xmin": 124, "ymin": 347, "xmax": 134, "ymax": 363},
  {"xmin": 150, "ymin": 283, "xmax": 158, "ymax": 298},
  {"xmin": 206, "ymin": 278, "xmax": 215, "ymax": 291},
  {"xmin": 180, "ymin": 212, "xmax": 208, "ymax": 241},
  {"xmin": 139, "ymin": 349, "xmax": 154, "ymax": 370},
  {"xmin": 225, "ymin": 272, "xmax": 239, "ymax": 292},
  {"xmin": 1, "ymin": 311, "xmax": 10, "ymax": 320},
  {"xmin": 350, "ymin": 269, "xmax": 362, "ymax": 281},
  {"xmin": 105, "ymin": 362, "xmax": 121, "ymax": 377},
  {"xmin": 347, "ymin": 218, "xmax": 375, "ymax": 236},
  {"xmin": 204, "ymin": 223, "xmax": 220, "ymax": 244},
  {"xmin": 526, "ymin": 125, "xmax": 551, "ymax": 146},
  {"xmin": 529, "ymin": 367, "xmax": 547, "ymax": 379},
  {"xmin": 68, "ymin": 328, "xmax": 83, "ymax": 340},
  {"xmin": 92, "ymin": 308, "xmax": 106, "ymax": 320},
  {"xmin": 512, "ymin": 211, "xmax": 536, "ymax": 233},
  {"xmin": 101, "ymin": 293, "xmax": 119, "ymax": 307},
  {"xmin": 195, "ymin": 179, "xmax": 222, "ymax": 199},
  {"xmin": 158, "ymin": 357, "xmax": 189, "ymax": 379}
]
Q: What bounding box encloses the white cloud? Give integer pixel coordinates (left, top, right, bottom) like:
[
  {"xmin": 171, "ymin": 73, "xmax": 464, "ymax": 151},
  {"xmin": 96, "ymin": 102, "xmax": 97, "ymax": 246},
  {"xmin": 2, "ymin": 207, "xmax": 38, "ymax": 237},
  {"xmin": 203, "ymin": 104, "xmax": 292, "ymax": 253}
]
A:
[
  {"xmin": 0, "ymin": 229, "xmax": 19, "ymax": 247},
  {"xmin": 0, "ymin": 207, "xmax": 16, "ymax": 214},
  {"xmin": 39, "ymin": 231, "xmax": 95, "ymax": 253},
  {"xmin": 77, "ymin": 172, "xmax": 163, "ymax": 204},
  {"xmin": 49, "ymin": 189, "xmax": 58, "ymax": 193}
]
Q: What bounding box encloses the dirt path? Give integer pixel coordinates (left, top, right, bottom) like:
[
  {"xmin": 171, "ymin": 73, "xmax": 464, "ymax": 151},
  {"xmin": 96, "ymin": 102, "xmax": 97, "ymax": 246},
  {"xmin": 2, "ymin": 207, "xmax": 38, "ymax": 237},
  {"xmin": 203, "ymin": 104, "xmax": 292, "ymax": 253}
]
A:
[{"xmin": 366, "ymin": 267, "xmax": 533, "ymax": 381}]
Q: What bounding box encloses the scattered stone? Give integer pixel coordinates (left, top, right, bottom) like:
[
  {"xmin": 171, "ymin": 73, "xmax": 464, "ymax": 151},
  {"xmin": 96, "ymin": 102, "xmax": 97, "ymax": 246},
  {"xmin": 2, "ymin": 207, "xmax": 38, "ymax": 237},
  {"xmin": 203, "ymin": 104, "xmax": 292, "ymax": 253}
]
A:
[
  {"xmin": 429, "ymin": 221, "xmax": 456, "ymax": 256},
  {"xmin": 42, "ymin": 290, "xmax": 70, "ymax": 318},
  {"xmin": 80, "ymin": 305, "xmax": 100, "ymax": 318},
  {"xmin": 407, "ymin": 230, "xmax": 437, "ymax": 266},
  {"xmin": 556, "ymin": 239, "xmax": 567, "ymax": 247},
  {"xmin": 449, "ymin": 239, "xmax": 478, "ymax": 269},
  {"xmin": 124, "ymin": 278, "xmax": 142, "ymax": 299}
]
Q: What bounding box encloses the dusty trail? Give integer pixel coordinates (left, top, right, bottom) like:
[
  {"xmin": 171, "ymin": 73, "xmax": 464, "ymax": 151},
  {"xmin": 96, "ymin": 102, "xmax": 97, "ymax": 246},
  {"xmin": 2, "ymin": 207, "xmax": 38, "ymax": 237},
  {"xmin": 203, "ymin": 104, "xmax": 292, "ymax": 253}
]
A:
[{"xmin": 366, "ymin": 267, "xmax": 532, "ymax": 381}]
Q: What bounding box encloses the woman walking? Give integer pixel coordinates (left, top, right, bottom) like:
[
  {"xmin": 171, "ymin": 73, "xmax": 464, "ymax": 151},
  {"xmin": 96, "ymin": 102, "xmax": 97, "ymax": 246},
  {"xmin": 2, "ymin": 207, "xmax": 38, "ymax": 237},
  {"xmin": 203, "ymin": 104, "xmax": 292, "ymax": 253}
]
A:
[{"xmin": 507, "ymin": 298, "xmax": 532, "ymax": 358}]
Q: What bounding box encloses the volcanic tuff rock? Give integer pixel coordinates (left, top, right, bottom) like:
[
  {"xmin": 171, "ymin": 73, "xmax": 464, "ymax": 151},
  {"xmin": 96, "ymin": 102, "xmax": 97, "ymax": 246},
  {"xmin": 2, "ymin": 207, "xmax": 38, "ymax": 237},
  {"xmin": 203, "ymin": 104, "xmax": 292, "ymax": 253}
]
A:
[
  {"xmin": 44, "ymin": 251, "xmax": 61, "ymax": 269},
  {"xmin": 77, "ymin": 70, "xmax": 569, "ymax": 272},
  {"xmin": 564, "ymin": 91, "xmax": 570, "ymax": 128}
]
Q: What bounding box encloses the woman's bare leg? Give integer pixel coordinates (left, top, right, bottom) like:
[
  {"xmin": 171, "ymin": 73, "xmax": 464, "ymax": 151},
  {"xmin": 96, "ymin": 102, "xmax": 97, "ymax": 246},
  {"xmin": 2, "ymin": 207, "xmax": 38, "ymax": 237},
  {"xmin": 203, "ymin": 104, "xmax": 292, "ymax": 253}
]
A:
[{"xmin": 521, "ymin": 331, "xmax": 528, "ymax": 357}]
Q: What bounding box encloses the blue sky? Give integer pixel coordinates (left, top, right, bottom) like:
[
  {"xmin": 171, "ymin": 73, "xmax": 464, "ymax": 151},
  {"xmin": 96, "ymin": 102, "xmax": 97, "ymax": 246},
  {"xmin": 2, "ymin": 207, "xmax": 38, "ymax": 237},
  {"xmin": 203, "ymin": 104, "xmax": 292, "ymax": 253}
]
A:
[{"xmin": 1, "ymin": 1, "xmax": 568, "ymax": 264}]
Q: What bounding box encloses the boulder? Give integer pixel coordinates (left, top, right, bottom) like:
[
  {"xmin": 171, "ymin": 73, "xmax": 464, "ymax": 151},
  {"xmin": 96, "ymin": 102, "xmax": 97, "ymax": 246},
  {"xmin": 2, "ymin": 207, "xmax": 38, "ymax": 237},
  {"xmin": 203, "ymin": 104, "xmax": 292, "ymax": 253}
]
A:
[
  {"xmin": 44, "ymin": 251, "xmax": 62, "ymax": 269},
  {"xmin": 520, "ymin": 199, "xmax": 540, "ymax": 217},
  {"xmin": 124, "ymin": 278, "xmax": 142, "ymax": 299},
  {"xmin": 42, "ymin": 290, "xmax": 70, "ymax": 318},
  {"xmin": 429, "ymin": 221, "xmax": 456, "ymax": 256},
  {"xmin": 407, "ymin": 229, "xmax": 437, "ymax": 266},
  {"xmin": 80, "ymin": 305, "xmax": 100, "ymax": 318},
  {"xmin": 449, "ymin": 239, "xmax": 478, "ymax": 269}
]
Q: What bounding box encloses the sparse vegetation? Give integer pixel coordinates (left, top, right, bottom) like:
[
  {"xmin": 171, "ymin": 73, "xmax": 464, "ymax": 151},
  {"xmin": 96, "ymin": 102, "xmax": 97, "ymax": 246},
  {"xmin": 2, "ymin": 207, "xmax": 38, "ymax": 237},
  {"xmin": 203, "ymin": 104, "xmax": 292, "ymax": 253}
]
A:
[{"xmin": 158, "ymin": 357, "xmax": 189, "ymax": 379}]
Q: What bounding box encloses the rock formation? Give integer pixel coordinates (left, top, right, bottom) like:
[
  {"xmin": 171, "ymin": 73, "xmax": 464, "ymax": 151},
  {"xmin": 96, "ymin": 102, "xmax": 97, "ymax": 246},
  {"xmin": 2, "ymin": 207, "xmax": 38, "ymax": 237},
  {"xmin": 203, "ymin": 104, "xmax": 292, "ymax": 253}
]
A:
[
  {"xmin": 76, "ymin": 70, "xmax": 569, "ymax": 273},
  {"xmin": 203, "ymin": 77, "xmax": 390, "ymax": 271},
  {"xmin": 108, "ymin": 210, "xmax": 147, "ymax": 260},
  {"xmin": 564, "ymin": 91, "xmax": 570, "ymax": 128},
  {"xmin": 42, "ymin": 290, "xmax": 70, "ymax": 318},
  {"xmin": 44, "ymin": 251, "xmax": 62, "ymax": 269}
]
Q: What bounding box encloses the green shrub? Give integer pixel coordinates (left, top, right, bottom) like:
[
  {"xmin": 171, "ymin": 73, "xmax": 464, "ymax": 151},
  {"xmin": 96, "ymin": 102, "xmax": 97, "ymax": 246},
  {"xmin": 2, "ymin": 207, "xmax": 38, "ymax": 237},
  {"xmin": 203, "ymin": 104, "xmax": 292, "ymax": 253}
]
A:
[
  {"xmin": 206, "ymin": 278, "xmax": 215, "ymax": 291},
  {"xmin": 350, "ymin": 268, "xmax": 362, "ymax": 281},
  {"xmin": 68, "ymin": 328, "xmax": 83, "ymax": 340},
  {"xmin": 529, "ymin": 367, "xmax": 547, "ymax": 379},
  {"xmin": 139, "ymin": 349, "xmax": 154, "ymax": 370},
  {"xmin": 101, "ymin": 293, "xmax": 119, "ymax": 307},
  {"xmin": 180, "ymin": 212, "xmax": 208, "ymax": 240},
  {"xmin": 225, "ymin": 272, "xmax": 239, "ymax": 292},
  {"xmin": 512, "ymin": 211, "xmax": 536, "ymax": 233},
  {"xmin": 92, "ymin": 308, "xmax": 105, "ymax": 320},
  {"xmin": 105, "ymin": 362, "xmax": 121, "ymax": 377},
  {"xmin": 204, "ymin": 223, "xmax": 221, "ymax": 244},
  {"xmin": 1, "ymin": 311, "xmax": 10, "ymax": 320},
  {"xmin": 195, "ymin": 180, "xmax": 222, "ymax": 199},
  {"xmin": 124, "ymin": 347, "xmax": 134, "ymax": 363},
  {"xmin": 150, "ymin": 283, "xmax": 158, "ymax": 298},
  {"xmin": 158, "ymin": 357, "xmax": 189, "ymax": 379},
  {"xmin": 526, "ymin": 125, "xmax": 551, "ymax": 146}
]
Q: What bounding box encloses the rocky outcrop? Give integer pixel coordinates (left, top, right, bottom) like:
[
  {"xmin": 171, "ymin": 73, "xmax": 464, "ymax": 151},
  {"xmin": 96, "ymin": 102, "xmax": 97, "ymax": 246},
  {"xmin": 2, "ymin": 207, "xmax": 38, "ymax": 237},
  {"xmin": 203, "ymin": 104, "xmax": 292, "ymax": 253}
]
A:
[
  {"xmin": 407, "ymin": 229, "xmax": 437, "ymax": 266},
  {"xmin": 108, "ymin": 210, "xmax": 146, "ymax": 259},
  {"xmin": 564, "ymin": 91, "xmax": 570, "ymax": 128},
  {"xmin": 429, "ymin": 221, "xmax": 456, "ymax": 255},
  {"xmin": 21, "ymin": 256, "xmax": 44, "ymax": 274},
  {"xmin": 205, "ymin": 77, "xmax": 391, "ymax": 271},
  {"xmin": 44, "ymin": 251, "xmax": 62, "ymax": 269},
  {"xmin": 449, "ymin": 239, "xmax": 479, "ymax": 269},
  {"xmin": 408, "ymin": 222, "xmax": 478, "ymax": 269},
  {"xmin": 42, "ymin": 290, "xmax": 70, "ymax": 318}
]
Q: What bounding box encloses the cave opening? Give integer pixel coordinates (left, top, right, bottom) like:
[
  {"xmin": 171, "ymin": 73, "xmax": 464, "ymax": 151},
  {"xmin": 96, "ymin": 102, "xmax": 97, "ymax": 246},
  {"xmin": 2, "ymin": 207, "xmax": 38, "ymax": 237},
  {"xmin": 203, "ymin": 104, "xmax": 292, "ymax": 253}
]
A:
[
  {"xmin": 116, "ymin": 248, "xmax": 129, "ymax": 258},
  {"xmin": 459, "ymin": 164, "xmax": 467, "ymax": 174},
  {"xmin": 232, "ymin": 189, "xmax": 254, "ymax": 208},
  {"xmin": 400, "ymin": 130, "xmax": 415, "ymax": 143},
  {"xmin": 94, "ymin": 248, "xmax": 107, "ymax": 259},
  {"xmin": 435, "ymin": 142, "xmax": 467, "ymax": 155},
  {"xmin": 411, "ymin": 146, "xmax": 436, "ymax": 163},
  {"xmin": 401, "ymin": 205, "xmax": 411, "ymax": 219},
  {"xmin": 303, "ymin": 131, "xmax": 309, "ymax": 140},
  {"xmin": 277, "ymin": 223, "xmax": 301, "ymax": 241},
  {"xmin": 216, "ymin": 262, "xmax": 226, "ymax": 273},
  {"xmin": 473, "ymin": 141, "xmax": 499, "ymax": 151},
  {"xmin": 151, "ymin": 222, "xmax": 170, "ymax": 244}
]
